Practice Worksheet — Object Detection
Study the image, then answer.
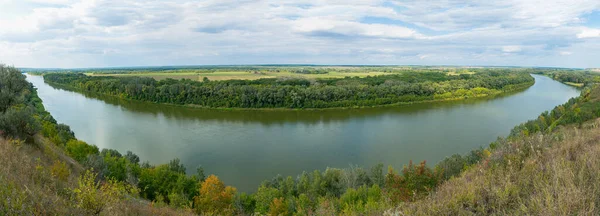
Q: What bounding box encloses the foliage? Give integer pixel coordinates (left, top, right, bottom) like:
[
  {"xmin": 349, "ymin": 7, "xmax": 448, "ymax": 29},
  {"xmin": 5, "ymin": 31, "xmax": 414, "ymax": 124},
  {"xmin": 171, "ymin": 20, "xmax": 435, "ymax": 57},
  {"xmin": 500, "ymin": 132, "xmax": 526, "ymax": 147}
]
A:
[
  {"xmin": 193, "ymin": 175, "xmax": 237, "ymax": 215},
  {"xmin": 66, "ymin": 139, "xmax": 99, "ymax": 162},
  {"xmin": 269, "ymin": 197, "xmax": 289, "ymax": 216},
  {"xmin": 254, "ymin": 185, "xmax": 283, "ymax": 214},
  {"xmin": 138, "ymin": 162, "xmax": 199, "ymax": 204},
  {"xmin": 385, "ymin": 161, "xmax": 441, "ymax": 203},
  {"xmin": 73, "ymin": 170, "xmax": 125, "ymax": 214},
  {"xmin": 50, "ymin": 160, "xmax": 71, "ymax": 181},
  {"xmin": 435, "ymin": 148, "xmax": 489, "ymax": 180}
]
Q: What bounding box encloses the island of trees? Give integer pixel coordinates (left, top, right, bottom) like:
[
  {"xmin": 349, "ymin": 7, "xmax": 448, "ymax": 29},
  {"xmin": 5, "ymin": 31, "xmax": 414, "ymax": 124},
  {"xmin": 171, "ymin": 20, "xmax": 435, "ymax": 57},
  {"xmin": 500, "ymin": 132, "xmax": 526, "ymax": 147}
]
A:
[
  {"xmin": 41, "ymin": 68, "xmax": 534, "ymax": 109},
  {"xmin": 3, "ymin": 64, "xmax": 600, "ymax": 215}
]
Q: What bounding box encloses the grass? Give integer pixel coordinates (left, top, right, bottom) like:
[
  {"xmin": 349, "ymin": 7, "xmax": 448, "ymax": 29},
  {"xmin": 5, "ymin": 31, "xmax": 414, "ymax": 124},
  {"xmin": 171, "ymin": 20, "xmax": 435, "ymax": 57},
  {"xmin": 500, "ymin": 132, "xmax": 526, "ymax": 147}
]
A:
[
  {"xmin": 87, "ymin": 71, "xmax": 389, "ymax": 81},
  {"xmin": 0, "ymin": 135, "xmax": 195, "ymax": 215},
  {"xmin": 565, "ymin": 82, "xmax": 585, "ymax": 87},
  {"xmin": 390, "ymin": 118, "xmax": 600, "ymax": 215}
]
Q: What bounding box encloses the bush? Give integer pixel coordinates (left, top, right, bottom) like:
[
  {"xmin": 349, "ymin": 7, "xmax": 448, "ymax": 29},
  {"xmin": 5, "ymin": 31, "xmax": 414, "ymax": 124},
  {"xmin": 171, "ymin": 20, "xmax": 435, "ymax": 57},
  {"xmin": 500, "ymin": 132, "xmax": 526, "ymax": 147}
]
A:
[
  {"xmin": 385, "ymin": 161, "xmax": 441, "ymax": 203},
  {"xmin": 73, "ymin": 170, "xmax": 126, "ymax": 214},
  {"xmin": 0, "ymin": 105, "xmax": 40, "ymax": 140},
  {"xmin": 66, "ymin": 140, "xmax": 99, "ymax": 162}
]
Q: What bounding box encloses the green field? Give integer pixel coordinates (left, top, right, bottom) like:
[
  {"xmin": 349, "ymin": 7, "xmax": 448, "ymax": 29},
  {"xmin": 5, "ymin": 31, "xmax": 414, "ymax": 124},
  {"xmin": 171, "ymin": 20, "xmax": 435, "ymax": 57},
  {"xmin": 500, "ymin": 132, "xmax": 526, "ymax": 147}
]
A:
[
  {"xmin": 564, "ymin": 81, "xmax": 584, "ymax": 87},
  {"xmin": 86, "ymin": 71, "xmax": 389, "ymax": 81}
]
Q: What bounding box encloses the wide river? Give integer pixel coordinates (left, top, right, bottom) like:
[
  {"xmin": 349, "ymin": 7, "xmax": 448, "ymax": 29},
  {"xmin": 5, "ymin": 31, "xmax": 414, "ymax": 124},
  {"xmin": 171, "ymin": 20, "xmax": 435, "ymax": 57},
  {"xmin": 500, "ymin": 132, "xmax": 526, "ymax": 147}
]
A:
[{"xmin": 27, "ymin": 74, "xmax": 579, "ymax": 191}]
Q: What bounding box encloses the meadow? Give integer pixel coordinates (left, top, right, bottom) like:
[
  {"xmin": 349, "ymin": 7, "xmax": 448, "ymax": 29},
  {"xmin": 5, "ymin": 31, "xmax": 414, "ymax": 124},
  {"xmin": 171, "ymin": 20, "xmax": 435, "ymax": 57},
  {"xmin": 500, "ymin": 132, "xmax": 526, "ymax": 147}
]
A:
[{"xmin": 85, "ymin": 70, "xmax": 389, "ymax": 81}]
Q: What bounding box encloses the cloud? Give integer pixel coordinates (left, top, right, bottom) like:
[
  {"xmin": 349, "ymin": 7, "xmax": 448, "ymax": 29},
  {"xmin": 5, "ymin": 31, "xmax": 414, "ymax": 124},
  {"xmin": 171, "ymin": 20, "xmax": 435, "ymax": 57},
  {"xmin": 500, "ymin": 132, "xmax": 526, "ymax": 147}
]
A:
[
  {"xmin": 1, "ymin": 0, "xmax": 600, "ymax": 68},
  {"xmin": 577, "ymin": 28, "xmax": 600, "ymax": 38},
  {"xmin": 502, "ymin": 46, "xmax": 522, "ymax": 53},
  {"xmin": 560, "ymin": 51, "xmax": 573, "ymax": 56},
  {"xmin": 292, "ymin": 17, "xmax": 420, "ymax": 39}
]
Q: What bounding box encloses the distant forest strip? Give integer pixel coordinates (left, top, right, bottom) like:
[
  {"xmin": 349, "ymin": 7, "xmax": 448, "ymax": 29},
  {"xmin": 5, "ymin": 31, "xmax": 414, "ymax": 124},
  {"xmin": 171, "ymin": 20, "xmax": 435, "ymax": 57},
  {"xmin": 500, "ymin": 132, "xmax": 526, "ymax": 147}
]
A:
[
  {"xmin": 41, "ymin": 70, "xmax": 534, "ymax": 109},
  {"xmin": 532, "ymin": 70, "xmax": 600, "ymax": 87}
]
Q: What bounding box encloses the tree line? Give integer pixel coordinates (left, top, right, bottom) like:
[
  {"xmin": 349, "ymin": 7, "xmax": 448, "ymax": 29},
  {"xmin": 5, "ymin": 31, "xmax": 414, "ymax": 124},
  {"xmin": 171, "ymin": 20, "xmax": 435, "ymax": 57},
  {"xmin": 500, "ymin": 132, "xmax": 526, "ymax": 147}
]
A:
[{"xmin": 42, "ymin": 70, "xmax": 534, "ymax": 109}]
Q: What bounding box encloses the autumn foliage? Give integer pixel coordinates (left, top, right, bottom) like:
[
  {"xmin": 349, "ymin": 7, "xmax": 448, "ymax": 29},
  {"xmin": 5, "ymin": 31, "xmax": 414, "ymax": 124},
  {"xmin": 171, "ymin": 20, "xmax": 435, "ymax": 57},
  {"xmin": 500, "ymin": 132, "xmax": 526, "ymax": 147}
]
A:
[
  {"xmin": 385, "ymin": 160, "xmax": 441, "ymax": 203},
  {"xmin": 194, "ymin": 175, "xmax": 237, "ymax": 215}
]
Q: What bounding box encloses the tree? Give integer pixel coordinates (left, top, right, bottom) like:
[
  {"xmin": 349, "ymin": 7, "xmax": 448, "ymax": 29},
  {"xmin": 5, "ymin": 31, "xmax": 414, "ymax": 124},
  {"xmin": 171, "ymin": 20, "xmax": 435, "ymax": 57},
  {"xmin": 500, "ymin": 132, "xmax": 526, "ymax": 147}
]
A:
[
  {"xmin": 269, "ymin": 197, "xmax": 289, "ymax": 216},
  {"xmin": 194, "ymin": 175, "xmax": 237, "ymax": 215}
]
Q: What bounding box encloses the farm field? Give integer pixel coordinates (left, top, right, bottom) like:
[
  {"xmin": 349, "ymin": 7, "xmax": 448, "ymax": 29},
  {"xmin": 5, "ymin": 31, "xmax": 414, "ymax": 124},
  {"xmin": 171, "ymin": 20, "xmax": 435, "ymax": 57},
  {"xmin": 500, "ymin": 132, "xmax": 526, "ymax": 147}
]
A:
[{"xmin": 85, "ymin": 70, "xmax": 389, "ymax": 81}]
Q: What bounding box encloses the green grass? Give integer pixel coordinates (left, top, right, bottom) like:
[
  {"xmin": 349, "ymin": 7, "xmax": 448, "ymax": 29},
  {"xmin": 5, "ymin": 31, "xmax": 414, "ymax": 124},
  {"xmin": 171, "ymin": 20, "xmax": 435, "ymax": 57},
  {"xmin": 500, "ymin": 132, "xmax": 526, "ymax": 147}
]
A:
[
  {"xmin": 87, "ymin": 71, "xmax": 390, "ymax": 81},
  {"xmin": 565, "ymin": 82, "xmax": 584, "ymax": 87}
]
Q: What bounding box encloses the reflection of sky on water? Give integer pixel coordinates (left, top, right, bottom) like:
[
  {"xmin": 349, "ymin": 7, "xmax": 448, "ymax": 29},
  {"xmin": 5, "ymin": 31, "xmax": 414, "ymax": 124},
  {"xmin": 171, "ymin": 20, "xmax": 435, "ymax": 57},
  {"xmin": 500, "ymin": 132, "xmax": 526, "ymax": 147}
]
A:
[{"xmin": 27, "ymin": 74, "xmax": 580, "ymax": 191}]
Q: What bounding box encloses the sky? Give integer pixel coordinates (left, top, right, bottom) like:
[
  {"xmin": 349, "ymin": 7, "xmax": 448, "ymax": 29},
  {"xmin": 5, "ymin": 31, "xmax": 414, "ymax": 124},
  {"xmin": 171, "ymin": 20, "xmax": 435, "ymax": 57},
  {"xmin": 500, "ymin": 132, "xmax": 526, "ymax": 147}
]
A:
[{"xmin": 1, "ymin": 0, "xmax": 600, "ymax": 68}]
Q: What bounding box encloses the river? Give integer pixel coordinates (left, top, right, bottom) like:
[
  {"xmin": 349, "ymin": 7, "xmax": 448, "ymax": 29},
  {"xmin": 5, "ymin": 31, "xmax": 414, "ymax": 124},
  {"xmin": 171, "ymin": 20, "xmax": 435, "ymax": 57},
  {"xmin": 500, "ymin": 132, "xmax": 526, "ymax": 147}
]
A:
[{"xmin": 26, "ymin": 74, "xmax": 580, "ymax": 191}]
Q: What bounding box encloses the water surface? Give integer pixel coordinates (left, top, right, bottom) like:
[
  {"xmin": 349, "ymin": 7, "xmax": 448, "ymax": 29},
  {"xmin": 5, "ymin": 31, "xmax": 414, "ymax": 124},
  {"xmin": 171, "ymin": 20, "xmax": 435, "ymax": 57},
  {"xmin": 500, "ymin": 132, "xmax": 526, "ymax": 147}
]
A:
[{"xmin": 27, "ymin": 74, "xmax": 580, "ymax": 191}]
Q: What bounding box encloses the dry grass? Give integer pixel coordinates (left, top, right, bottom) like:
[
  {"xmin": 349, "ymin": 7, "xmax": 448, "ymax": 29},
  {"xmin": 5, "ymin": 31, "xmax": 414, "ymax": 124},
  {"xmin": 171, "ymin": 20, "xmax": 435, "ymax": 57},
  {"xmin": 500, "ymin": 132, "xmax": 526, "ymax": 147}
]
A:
[
  {"xmin": 389, "ymin": 119, "xmax": 600, "ymax": 215},
  {"xmin": 0, "ymin": 135, "xmax": 195, "ymax": 216}
]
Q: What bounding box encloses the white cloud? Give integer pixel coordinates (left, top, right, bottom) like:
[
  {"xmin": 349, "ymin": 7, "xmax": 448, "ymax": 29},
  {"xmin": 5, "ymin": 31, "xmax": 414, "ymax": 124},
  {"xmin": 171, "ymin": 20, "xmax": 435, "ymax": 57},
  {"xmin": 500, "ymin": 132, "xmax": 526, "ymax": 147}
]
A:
[
  {"xmin": 502, "ymin": 46, "xmax": 522, "ymax": 53},
  {"xmin": 292, "ymin": 17, "xmax": 420, "ymax": 39},
  {"xmin": 0, "ymin": 0, "xmax": 600, "ymax": 68},
  {"xmin": 560, "ymin": 51, "xmax": 573, "ymax": 56},
  {"xmin": 418, "ymin": 54, "xmax": 431, "ymax": 60},
  {"xmin": 577, "ymin": 28, "xmax": 600, "ymax": 38}
]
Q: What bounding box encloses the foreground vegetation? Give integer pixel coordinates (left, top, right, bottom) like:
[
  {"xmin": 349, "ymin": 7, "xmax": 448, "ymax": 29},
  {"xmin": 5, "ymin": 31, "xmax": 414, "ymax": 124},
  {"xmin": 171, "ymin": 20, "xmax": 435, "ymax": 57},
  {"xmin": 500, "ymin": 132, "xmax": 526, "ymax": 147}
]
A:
[
  {"xmin": 4, "ymin": 64, "xmax": 600, "ymax": 215},
  {"xmin": 41, "ymin": 68, "xmax": 534, "ymax": 109}
]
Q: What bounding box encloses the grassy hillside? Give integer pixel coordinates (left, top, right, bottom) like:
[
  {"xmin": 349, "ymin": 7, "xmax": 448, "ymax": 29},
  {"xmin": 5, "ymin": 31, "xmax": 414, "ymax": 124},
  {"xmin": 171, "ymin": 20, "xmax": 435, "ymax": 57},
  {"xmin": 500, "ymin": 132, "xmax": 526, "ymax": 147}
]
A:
[
  {"xmin": 393, "ymin": 118, "xmax": 600, "ymax": 215},
  {"xmin": 392, "ymin": 86, "xmax": 600, "ymax": 215},
  {"xmin": 0, "ymin": 65, "xmax": 193, "ymax": 215},
  {"xmin": 0, "ymin": 136, "xmax": 194, "ymax": 215}
]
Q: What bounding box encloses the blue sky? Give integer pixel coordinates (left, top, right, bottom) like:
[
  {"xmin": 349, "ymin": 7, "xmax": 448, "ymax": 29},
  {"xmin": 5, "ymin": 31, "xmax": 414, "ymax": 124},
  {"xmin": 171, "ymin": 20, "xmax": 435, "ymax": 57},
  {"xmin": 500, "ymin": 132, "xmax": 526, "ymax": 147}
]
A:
[{"xmin": 1, "ymin": 0, "xmax": 600, "ymax": 68}]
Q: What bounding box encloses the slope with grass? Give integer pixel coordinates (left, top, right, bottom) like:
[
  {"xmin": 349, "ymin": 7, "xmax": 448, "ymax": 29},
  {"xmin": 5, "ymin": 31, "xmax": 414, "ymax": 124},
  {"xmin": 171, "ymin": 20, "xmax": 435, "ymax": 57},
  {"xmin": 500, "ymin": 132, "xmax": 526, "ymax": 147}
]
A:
[
  {"xmin": 0, "ymin": 65, "xmax": 194, "ymax": 215},
  {"xmin": 391, "ymin": 85, "xmax": 600, "ymax": 215}
]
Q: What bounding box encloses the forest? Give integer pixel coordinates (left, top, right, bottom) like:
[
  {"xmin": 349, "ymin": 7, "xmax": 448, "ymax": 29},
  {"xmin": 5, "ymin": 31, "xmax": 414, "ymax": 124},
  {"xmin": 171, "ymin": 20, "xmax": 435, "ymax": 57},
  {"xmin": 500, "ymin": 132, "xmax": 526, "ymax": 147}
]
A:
[{"xmin": 41, "ymin": 69, "xmax": 534, "ymax": 109}]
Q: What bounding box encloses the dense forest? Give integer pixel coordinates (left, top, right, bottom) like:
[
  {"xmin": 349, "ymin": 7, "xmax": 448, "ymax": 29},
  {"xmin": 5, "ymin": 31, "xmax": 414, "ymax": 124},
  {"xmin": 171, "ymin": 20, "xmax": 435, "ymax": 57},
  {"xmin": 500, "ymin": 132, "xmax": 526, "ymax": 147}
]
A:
[{"xmin": 42, "ymin": 70, "xmax": 534, "ymax": 109}]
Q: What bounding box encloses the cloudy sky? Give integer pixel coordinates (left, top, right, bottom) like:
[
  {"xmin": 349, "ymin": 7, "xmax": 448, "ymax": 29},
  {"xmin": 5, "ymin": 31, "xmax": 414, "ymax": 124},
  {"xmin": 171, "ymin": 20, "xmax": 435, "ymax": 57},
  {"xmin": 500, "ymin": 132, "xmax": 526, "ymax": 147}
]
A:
[{"xmin": 1, "ymin": 0, "xmax": 600, "ymax": 68}]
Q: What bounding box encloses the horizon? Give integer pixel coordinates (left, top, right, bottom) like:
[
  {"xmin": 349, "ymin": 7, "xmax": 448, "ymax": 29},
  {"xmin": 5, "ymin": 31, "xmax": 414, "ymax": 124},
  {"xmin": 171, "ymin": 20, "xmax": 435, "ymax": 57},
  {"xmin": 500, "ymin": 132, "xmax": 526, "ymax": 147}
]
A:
[
  {"xmin": 1, "ymin": 1, "xmax": 600, "ymax": 68},
  {"xmin": 14, "ymin": 64, "xmax": 594, "ymax": 70}
]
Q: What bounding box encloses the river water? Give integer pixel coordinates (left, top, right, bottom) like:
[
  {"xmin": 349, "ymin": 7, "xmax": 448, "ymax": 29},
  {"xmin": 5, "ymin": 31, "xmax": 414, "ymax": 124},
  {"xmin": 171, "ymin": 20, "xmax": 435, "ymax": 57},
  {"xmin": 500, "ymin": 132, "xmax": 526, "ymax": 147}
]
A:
[{"xmin": 26, "ymin": 74, "xmax": 580, "ymax": 191}]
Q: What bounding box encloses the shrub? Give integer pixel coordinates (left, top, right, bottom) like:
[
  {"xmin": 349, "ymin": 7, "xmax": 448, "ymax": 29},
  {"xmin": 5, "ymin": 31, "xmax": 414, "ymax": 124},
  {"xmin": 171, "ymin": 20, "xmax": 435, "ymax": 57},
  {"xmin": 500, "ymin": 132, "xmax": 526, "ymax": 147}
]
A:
[
  {"xmin": 73, "ymin": 170, "xmax": 126, "ymax": 214},
  {"xmin": 66, "ymin": 140, "xmax": 99, "ymax": 162},
  {"xmin": 50, "ymin": 160, "xmax": 70, "ymax": 182}
]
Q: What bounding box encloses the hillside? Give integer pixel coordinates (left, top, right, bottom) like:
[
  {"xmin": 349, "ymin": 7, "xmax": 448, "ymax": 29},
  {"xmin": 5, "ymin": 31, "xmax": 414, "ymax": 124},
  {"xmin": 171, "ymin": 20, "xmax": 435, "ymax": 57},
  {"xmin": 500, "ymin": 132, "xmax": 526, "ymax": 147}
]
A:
[
  {"xmin": 0, "ymin": 65, "xmax": 193, "ymax": 215},
  {"xmin": 394, "ymin": 86, "xmax": 600, "ymax": 215}
]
